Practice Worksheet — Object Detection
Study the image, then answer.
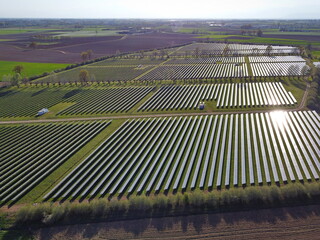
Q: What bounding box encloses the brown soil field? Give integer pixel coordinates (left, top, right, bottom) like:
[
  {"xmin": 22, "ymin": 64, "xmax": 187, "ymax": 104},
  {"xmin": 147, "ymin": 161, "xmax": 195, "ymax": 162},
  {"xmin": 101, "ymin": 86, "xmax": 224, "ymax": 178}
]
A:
[
  {"xmin": 12, "ymin": 35, "xmax": 123, "ymax": 49},
  {"xmin": 55, "ymin": 33, "xmax": 196, "ymax": 54},
  {"xmin": 0, "ymin": 32, "xmax": 196, "ymax": 63},
  {"xmin": 0, "ymin": 43, "xmax": 80, "ymax": 63},
  {"xmin": 34, "ymin": 204, "xmax": 320, "ymax": 240}
]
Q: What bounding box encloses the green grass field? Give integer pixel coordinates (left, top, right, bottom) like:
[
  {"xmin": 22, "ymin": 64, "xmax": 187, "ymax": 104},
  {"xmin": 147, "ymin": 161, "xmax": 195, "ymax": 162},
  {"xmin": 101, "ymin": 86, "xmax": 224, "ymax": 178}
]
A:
[
  {"xmin": 0, "ymin": 61, "xmax": 70, "ymax": 80},
  {"xmin": 0, "ymin": 28, "xmax": 59, "ymax": 35},
  {"xmin": 312, "ymin": 51, "xmax": 320, "ymax": 59},
  {"xmin": 198, "ymin": 35, "xmax": 313, "ymax": 45}
]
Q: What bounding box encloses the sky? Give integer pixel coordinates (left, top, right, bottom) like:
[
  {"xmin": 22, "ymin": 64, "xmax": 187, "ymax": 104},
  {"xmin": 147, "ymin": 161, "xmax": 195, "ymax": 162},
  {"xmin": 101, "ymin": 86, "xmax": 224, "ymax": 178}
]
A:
[{"xmin": 1, "ymin": 0, "xmax": 319, "ymax": 19}]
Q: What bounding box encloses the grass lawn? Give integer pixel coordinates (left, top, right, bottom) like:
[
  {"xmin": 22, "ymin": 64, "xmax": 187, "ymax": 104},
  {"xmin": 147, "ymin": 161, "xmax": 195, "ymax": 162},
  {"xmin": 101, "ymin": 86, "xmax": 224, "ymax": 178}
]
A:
[{"xmin": 0, "ymin": 61, "xmax": 70, "ymax": 80}]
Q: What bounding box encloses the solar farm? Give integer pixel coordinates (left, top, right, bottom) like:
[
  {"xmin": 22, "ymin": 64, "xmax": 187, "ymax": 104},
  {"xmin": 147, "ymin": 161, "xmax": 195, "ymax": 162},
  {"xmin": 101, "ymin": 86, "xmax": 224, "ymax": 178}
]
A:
[
  {"xmin": 43, "ymin": 111, "xmax": 320, "ymax": 201},
  {"xmin": 139, "ymin": 82, "xmax": 296, "ymax": 111},
  {"xmin": 0, "ymin": 42, "xmax": 319, "ymax": 206},
  {"xmin": 0, "ymin": 121, "xmax": 111, "ymax": 202}
]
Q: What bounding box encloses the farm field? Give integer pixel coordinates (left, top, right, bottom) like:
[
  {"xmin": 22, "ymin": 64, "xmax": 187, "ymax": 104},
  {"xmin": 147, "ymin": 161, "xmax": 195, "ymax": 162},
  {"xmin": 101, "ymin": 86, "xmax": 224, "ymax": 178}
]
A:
[
  {"xmin": 43, "ymin": 111, "xmax": 320, "ymax": 200},
  {"xmin": 0, "ymin": 28, "xmax": 60, "ymax": 35},
  {"xmin": 139, "ymin": 82, "xmax": 297, "ymax": 111},
  {"xmin": 0, "ymin": 61, "xmax": 70, "ymax": 81},
  {"xmin": 0, "ymin": 120, "xmax": 112, "ymax": 204},
  {"xmin": 0, "ymin": 32, "xmax": 196, "ymax": 63},
  {"xmin": 0, "ymin": 86, "xmax": 155, "ymax": 119}
]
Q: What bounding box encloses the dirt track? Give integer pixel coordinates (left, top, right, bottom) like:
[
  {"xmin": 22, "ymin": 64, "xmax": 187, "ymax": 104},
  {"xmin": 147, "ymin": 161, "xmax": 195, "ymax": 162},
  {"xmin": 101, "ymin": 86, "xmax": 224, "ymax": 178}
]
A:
[{"xmin": 34, "ymin": 204, "xmax": 320, "ymax": 240}]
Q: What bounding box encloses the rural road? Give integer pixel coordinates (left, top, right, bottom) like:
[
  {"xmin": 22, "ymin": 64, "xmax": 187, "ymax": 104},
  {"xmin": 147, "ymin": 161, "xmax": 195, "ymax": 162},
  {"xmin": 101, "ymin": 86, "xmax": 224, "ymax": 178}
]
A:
[{"xmin": 0, "ymin": 84, "xmax": 310, "ymax": 125}]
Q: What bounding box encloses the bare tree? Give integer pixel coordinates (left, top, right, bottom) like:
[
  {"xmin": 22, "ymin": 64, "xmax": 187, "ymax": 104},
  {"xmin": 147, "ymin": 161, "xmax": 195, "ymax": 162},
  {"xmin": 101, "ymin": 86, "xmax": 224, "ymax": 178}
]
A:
[
  {"xmin": 265, "ymin": 45, "xmax": 273, "ymax": 56},
  {"xmin": 152, "ymin": 49, "xmax": 158, "ymax": 60},
  {"xmin": 222, "ymin": 44, "xmax": 230, "ymax": 56},
  {"xmin": 86, "ymin": 50, "xmax": 93, "ymax": 60},
  {"xmin": 81, "ymin": 52, "xmax": 88, "ymax": 62},
  {"xmin": 194, "ymin": 47, "xmax": 200, "ymax": 58},
  {"xmin": 160, "ymin": 49, "xmax": 166, "ymax": 59},
  {"xmin": 287, "ymin": 65, "xmax": 296, "ymax": 76},
  {"xmin": 28, "ymin": 42, "xmax": 38, "ymax": 50},
  {"xmin": 115, "ymin": 49, "xmax": 121, "ymax": 57},
  {"xmin": 301, "ymin": 65, "xmax": 309, "ymax": 77},
  {"xmin": 139, "ymin": 50, "xmax": 145, "ymax": 59},
  {"xmin": 79, "ymin": 69, "xmax": 89, "ymax": 85}
]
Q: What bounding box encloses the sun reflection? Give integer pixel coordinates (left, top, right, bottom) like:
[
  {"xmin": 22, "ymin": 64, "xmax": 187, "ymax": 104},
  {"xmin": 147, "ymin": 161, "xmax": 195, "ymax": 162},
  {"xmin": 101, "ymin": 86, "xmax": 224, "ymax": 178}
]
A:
[{"xmin": 270, "ymin": 111, "xmax": 286, "ymax": 127}]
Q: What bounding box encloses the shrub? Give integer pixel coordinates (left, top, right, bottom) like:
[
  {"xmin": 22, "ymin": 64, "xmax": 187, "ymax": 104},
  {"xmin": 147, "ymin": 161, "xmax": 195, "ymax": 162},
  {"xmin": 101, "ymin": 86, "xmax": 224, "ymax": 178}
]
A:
[
  {"xmin": 221, "ymin": 190, "xmax": 231, "ymax": 206},
  {"xmin": 169, "ymin": 192, "xmax": 183, "ymax": 209},
  {"xmin": 189, "ymin": 190, "xmax": 205, "ymax": 208},
  {"xmin": 66, "ymin": 202, "xmax": 91, "ymax": 220},
  {"xmin": 228, "ymin": 188, "xmax": 245, "ymax": 206},
  {"xmin": 294, "ymin": 183, "xmax": 308, "ymax": 200},
  {"xmin": 16, "ymin": 203, "xmax": 51, "ymax": 223},
  {"xmin": 281, "ymin": 184, "xmax": 299, "ymax": 201},
  {"xmin": 305, "ymin": 182, "xmax": 320, "ymax": 198},
  {"xmin": 90, "ymin": 199, "xmax": 107, "ymax": 218},
  {"xmin": 108, "ymin": 198, "xmax": 128, "ymax": 215},
  {"xmin": 268, "ymin": 185, "xmax": 281, "ymax": 203},
  {"xmin": 42, "ymin": 205, "xmax": 64, "ymax": 225},
  {"xmin": 206, "ymin": 191, "xmax": 219, "ymax": 209},
  {"xmin": 153, "ymin": 194, "xmax": 168, "ymax": 209},
  {"xmin": 14, "ymin": 182, "xmax": 320, "ymax": 227},
  {"xmin": 129, "ymin": 195, "xmax": 152, "ymax": 212},
  {"xmin": 245, "ymin": 187, "xmax": 263, "ymax": 206},
  {"xmin": 183, "ymin": 192, "xmax": 190, "ymax": 206}
]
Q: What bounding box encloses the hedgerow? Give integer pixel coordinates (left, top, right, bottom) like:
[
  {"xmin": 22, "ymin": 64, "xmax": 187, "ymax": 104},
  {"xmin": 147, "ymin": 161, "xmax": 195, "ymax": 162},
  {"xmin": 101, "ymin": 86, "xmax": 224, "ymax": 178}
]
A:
[{"xmin": 14, "ymin": 182, "xmax": 320, "ymax": 226}]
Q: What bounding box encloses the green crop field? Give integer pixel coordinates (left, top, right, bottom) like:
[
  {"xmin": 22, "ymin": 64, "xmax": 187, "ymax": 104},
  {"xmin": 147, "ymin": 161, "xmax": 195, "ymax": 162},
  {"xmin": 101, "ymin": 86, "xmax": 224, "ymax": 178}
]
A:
[
  {"xmin": 312, "ymin": 51, "xmax": 320, "ymax": 59},
  {"xmin": 0, "ymin": 28, "xmax": 60, "ymax": 35},
  {"xmin": 264, "ymin": 31, "xmax": 320, "ymax": 36},
  {"xmin": 0, "ymin": 61, "xmax": 70, "ymax": 80},
  {"xmin": 199, "ymin": 35, "xmax": 311, "ymax": 45}
]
